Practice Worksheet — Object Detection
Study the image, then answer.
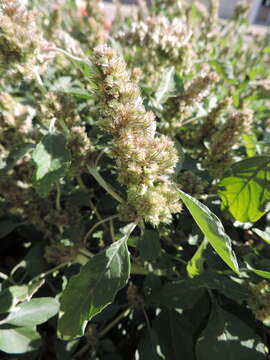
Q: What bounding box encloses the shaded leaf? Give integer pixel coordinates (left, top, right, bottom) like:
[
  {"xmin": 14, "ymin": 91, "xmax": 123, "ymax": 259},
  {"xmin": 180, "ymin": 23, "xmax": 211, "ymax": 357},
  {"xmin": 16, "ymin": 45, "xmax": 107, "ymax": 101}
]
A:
[
  {"xmin": 179, "ymin": 190, "xmax": 239, "ymax": 273},
  {"xmin": 58, "ymin": 225, "xmax": 135, "ymax": 340},
  {"xmin": 245, "ymin": 256, "xmax": 270, "ymax": 279},
  {"xmin": 196, "ymin": 302, "xmax": 267, "ymax": 360},
  {"xmin": 137, "ymin": 328, "xmax": 162, "ymax": 360},
  {"xmin": 32, "ymin": 133, "xmax": 71, "ymax": 197},
  {"xmin": 153, "ymin": 309, "xmax": 196, "ymax": 360},
  {"xmin": 218, "ymin": 156, "xmax": 270, "ymax": 222},
  {"xmin": 149, "ymin": 279, "xmax": 205, "ymax": 309},
  {"xmin": 0, "ymin": 220, "xmax": 24, "ymax": 239},
  {"xmin": 138, "ymin": 230, "xmax": 161, "ymax": 261}
]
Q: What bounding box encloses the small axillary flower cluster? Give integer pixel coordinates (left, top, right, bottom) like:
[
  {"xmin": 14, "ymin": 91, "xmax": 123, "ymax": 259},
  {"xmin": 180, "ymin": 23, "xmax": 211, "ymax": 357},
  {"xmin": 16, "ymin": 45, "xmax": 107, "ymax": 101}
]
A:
[
  {"xmin": 0, "ymin": 0, "xmax": 51, "ymax": 77},
  {"xmin": 163, "ymin": 70, "xmax": 220, "ymax": 133},
  {"xmin": 36, "ymin": 91, "xmax": 93, "ymax": 172},
  {"xmin": 248, "ymin": 280, "xmax": 270, "ymax": 326},
  {"xmin": 202, "ymin": 109, "xmax": 253, "ymax": 176},
  {"xmin": 0, "ymin": 92, "xmax": 35, "ymax": 151},
  {"xmin": 92, "ymin": 44, "xmax": 182, "ymax": 226}
]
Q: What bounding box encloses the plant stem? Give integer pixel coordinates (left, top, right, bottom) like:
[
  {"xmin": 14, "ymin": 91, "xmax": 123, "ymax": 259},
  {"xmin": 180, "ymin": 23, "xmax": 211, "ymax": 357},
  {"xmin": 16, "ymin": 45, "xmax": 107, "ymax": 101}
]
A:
[
  {"xmin": 83, "ymin": 214, "xmax": 119, "ymax": 245},
  {"xmin": 99, "ymin": 308, "xmax": 131, "ymax": 338},
  {"xmin": 31, "ymin": 261, "xmax": 70, "ymax": 284},
  {"xmin": 55, "ymin": 182, "xmax": 62, "ymax": 211},
  {"xmin": 87, "ymin": 166, "xmax": 124, "ymax": 203},
  {"xmin": 76, "ymin": 174, "xmax": 88, "ymax": 192},
  {"xmin": 0, "ymin": 272, "xmax": 16, "ymax": 285}
]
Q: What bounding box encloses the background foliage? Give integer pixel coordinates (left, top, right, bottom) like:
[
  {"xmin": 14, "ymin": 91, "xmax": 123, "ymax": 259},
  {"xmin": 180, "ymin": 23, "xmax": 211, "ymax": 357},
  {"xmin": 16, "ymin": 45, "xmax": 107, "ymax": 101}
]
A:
[{"xmin": 1, "ymin": 0, "xmax": 270, "ymax": 358}]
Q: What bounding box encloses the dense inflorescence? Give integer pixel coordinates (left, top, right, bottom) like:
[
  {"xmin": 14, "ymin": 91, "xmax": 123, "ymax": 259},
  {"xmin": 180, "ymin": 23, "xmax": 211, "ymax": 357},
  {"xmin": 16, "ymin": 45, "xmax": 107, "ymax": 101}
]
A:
[
  {"xmin": 0, "ymin": 0, "xmax": 51, "ymax": 77},
  {"xmin": 92, "ymin": 44, "xmax": 182, "ymax": 225}
]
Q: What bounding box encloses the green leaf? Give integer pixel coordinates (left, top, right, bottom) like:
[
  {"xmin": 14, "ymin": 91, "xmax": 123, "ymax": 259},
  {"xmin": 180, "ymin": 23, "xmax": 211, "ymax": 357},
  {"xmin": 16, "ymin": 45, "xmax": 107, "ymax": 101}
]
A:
[
  {"xmin": 138, "ymin": 230, "xmax": 161, "ymax": 261},
  {"xmin": 1, "ymin": 143, "xmax": 35, "ymax": 172},
  {"xmin": 252, "ymin": 228, "xmax": 270, "ymax": 244},
  {"xmin": 64, "ymin": 88, "xmax": 92, "ymax": 99},
  {"xmin": 218, "ymin": 156, "xmax": 270, "ymax": 223},
  {"xmin": 195, "ymin": 272, "xmax": 250, "ymax": 301},
  {"xmin": 58, "ymin": 224, "xmax": 135, "ymax": 340},
  {"xmin": 187, "ymin": 238, "xmax": 208, "ymax": 278},
  {"xmin": 155, "ymin": 66, "xmax": 175, "ymax": 105},
  {"xmin": 245, "ymin": 256, "xmax": 270, "ymax": 279},
  {"xmin": 196, "ymin": 302, "xmax": 267, "ymax": 360},
  {"xmin": 149, "ymin": 279, "xmax": 205, "ymax": 309},
  {"xmin": 209, "ymin": 60, "xmax": 235, "ymax": 82},
  {"xmin": 0, "ymin": 286, "xmax": 29, "ymax": 314},
  {"xmin": 32, "ymin": 133, "xmax": 71, "ymax": 197},
  {"xmin": 0, "ymin": 327, "xmax": 40, "ymax": 354},
  {"xmin": 0, "ymin": 220, "xmax": 24, "ymax": 239},
  {"xmin": 137, "ymin": 328, "xmax": 162, "ymax": 360},
  {"xmin": 242, "ymin": 133, "xmax": 258, "ymax": 157},
  {"xmin": 0, "ymin": 297, "xmax": 59, "ymax": 327},
  {"xmin": 0, "ymin": 281, "xmax": 44, "ymax": 314},
  {"xmin": 178, "ymin": 190, "xmax": 239, "ymax": 273},
  {"xmin": 153, "ymin": 310, "xmax": 196, "ymax": 360}
]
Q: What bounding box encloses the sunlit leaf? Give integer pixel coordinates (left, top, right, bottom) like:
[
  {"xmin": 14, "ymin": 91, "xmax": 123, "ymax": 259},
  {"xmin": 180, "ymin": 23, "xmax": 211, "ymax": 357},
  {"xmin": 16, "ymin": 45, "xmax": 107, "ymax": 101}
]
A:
[
  {"xmin": 218, "ymin": 156, "xmax": 270, "ymax": 222},
  {"xmin": 179, "ymin": 190, "xmax": 239, "ymax": 273}
]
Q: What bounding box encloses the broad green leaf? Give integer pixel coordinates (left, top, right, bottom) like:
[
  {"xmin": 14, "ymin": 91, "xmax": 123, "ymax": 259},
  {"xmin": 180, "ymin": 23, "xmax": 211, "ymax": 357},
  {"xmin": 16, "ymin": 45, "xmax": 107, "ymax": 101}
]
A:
[
  {"xmin": 0, "ymin": 281, "xmax": 44, "ymax": 314},
  {"xmin": 149, "ymin": 279, "xmax": 205, "ymax": 309},
  {"xmin": 0, "ymin": 220, "xmax": 24, "ymax": 239},
  {"xmin": 196, "ymin": 302, "xmax": 267, "ymax": 360},
  {"xmin": 58, "ymin": 225, "xmax": 135, "ymax": 340},
  {"xmin": 187, "ymin": 238, "xmax": 208, "ymax": 278},
  {"xmin": 55, "ymin": 339, "xmax": 80, "ymax": 360},
  {"xmin": 153, "ymin": 310, "xmax": 196, "ymax": 360},
  {"xmin": 137, "ymin": 328, "xmax": 162, "ymax": 360},
  {"xmin": 138, "ymin": 230, "xmax": 161, "ymax": 261},
  {"xmin": 218, "ymin": 156, "xmax": 270, "ymax": 222},
  {"xmin": 0, "ymin": 327, "xmax": 40, "ymax": 354},
  {"xmin": 242, "ymin": 133, "xmax": 258, "ymax": 157},
  {"xmin": 253, "ymin": 228, "xmax": 270, "ymax": 244},
  {"xmin": 155, "ymin": 66, "xmax": 175, "ymax": 104},
  {"xmin": 179, "ymin": 190, "xmax": 239, "ymax": 273},
  {"xmin": 195, "ymin": 272, "xmax": 250, "ymax": 301},
  {"xmin": 0, "ymin": 297, "xmax": 59, "ymax": 327},
  {"xmin": 150, "ymin": 272, "xmax": 249, "ymax": 308},
  {"xmin": 32, "ymin": 133, "xmax": 71, "ymax": 197}
]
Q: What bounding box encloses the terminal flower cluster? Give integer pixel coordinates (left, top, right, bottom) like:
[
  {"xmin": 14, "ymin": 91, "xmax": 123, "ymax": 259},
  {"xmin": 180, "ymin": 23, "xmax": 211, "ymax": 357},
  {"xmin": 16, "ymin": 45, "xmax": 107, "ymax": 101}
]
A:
[{"xmin": 92, "ymin": 44, "xmax": 182, "ymax": 225}]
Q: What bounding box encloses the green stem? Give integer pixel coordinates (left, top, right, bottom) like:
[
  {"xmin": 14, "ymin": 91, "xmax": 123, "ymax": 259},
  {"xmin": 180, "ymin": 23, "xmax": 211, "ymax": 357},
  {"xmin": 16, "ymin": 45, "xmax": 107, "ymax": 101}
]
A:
[
  {"xmin": 55, "ymin": 182, "xmax": 62, "ymax": 211},
  {"xmin": 98, "ymin": 308, "xmax": 131, "ymax": 338},
  {"xmin": 31, "ymin": 261, "xmax": 70, "ymax": 284},
  {"xmin": 87, "ymin": 166, "xmax": 124, "ymax": 204},
  {"xmin": 76, "ymin": 174, "xmax": 89, "ymax": 192},
  {"xmin": 83, "ymin": 214, "xmax": 119, "ymax": 245},
  {"xmin": 0, "ymin": 272, "xmax": 16, "ymax": 285}
]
